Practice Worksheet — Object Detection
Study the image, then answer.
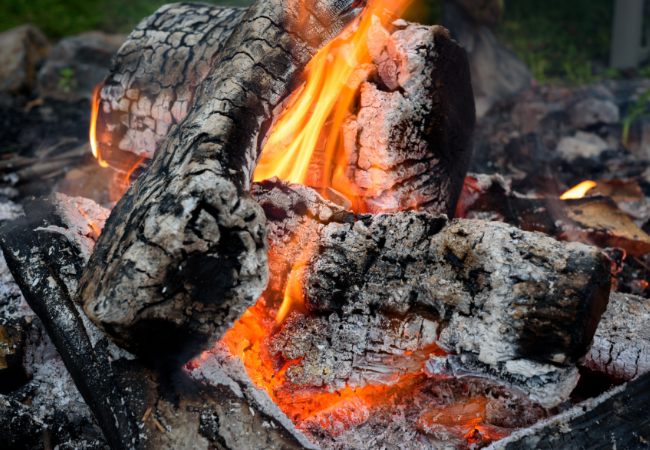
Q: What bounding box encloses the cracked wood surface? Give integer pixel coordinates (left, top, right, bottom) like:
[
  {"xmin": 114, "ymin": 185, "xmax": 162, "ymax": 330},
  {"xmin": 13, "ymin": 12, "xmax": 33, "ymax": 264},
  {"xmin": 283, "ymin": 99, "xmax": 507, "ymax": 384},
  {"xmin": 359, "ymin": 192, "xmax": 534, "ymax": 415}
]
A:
[
  {"xmin": 78, "ymin": 0, "xmax": 364, "ymax": 366},
  {"xmin": 0, "ymin": 194, "xmax": 315, "ymax": 450},
  {"xmin": 584, "ymin": 291, "xmax": 650, "ymax": 381},
  {"xmin": 96, "ymin": 4, "xmax": 248, "ymax": 171},
  {"xmin": 253, "ymin": 179, "xmax": 611, "ymax": 408}
]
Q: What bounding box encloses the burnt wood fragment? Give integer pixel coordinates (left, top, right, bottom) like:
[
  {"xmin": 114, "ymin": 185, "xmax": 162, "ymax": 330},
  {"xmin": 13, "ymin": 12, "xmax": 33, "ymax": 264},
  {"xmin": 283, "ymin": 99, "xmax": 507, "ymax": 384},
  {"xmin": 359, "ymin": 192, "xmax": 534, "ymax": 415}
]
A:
[
  {"xmin": 78, "ymin": 0, "xmax": 364, "ymax": 366},
  {"xmin": 491, "ymin": 370, "xmax": 650, "ymax": 450},
  {"xmin": 584, "ymin": 291, "xmax": 650, "ymax": 381},
  {"xmin": 0, "ymin": 194, "xmax": 316, "ymax": 450},
  {"xmin": 457, "ymin": 175, "xmax": 650, "ymax": 257}
]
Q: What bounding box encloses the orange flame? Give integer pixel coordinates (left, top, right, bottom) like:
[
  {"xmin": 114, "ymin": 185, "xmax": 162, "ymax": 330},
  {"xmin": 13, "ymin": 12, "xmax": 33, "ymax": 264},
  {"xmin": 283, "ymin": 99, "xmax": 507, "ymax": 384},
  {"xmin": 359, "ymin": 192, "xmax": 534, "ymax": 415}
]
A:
[
  {"xmin": 90, "ymin": 85, "xmax": 109, "ymax": 169},
  {"xmin": 560, "ymin": 180, "xmax": 597, "ymax": 200},
  {"xmin": 254, "ymin": 0, "xmax": 413, "ymax": 189},
  {"xmin": 77, "ymin": 205, "xmax": 101, "ymax": 238}
]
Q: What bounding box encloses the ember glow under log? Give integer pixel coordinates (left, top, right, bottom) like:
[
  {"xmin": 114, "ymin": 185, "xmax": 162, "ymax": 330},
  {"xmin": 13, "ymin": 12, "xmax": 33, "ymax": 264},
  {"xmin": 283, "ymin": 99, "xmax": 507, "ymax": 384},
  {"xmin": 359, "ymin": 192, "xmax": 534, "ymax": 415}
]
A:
[{"xmin": 222, "ymin": 179, "xmax": 611, "ymax": 414}]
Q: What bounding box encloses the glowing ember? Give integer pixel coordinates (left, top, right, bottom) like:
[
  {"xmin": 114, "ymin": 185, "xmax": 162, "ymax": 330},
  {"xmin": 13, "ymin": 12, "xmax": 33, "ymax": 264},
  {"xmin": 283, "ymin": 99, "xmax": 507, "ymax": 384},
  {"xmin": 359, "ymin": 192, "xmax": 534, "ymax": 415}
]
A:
[
  {"xmin": 77, "ymin": 205, "xmax": 101, "ymax": 238},
  {"xmin": 560, "ymin": 180, "xmax": 597, "ymax": 199}
]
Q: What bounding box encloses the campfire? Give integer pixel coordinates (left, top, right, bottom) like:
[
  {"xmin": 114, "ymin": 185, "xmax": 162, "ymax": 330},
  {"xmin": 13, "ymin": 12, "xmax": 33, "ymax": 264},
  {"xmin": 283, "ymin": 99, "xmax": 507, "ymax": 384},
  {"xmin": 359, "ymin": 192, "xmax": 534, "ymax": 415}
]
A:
[{"xmin": 3, "ymin": 1, "xmax": 650, "ymax": 449}]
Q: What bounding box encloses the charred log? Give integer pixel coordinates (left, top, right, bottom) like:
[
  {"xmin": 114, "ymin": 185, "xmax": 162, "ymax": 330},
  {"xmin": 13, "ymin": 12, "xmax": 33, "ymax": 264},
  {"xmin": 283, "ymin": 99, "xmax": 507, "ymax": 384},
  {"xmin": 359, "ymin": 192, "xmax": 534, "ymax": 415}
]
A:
[
  {"xmin": 95, "ymin": 4, "xmax": 248, "ymax": 173},
  {"xmin": 78, "ymin": 0, "xmax": 364, "ymax": 366},
  {"xmin": 584, "ymin": 291, "xmax": 650, "ymax": 381},
  {"xmin": 0, "ymin": 194, "xmax": 316, "ymax": 450},
  {"xmin": 253, "ymin": 178, "xmax": 611, "ymax": 408},
  {"xmin": 491, "ymin": 370, "xmax": 650, "ymax": 450}
]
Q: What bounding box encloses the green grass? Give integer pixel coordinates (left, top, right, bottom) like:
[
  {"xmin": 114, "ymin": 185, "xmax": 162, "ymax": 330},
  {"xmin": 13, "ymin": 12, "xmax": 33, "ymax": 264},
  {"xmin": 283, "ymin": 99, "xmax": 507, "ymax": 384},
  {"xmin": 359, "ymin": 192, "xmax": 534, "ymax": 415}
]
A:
[
  {"xmin": 0, "ymin": 0, "xmax": 255, "ymax": 39},
  {"xmin": 0, "ymin": 0, "xmax": 629, "ymax": 84},
  {"xmin": 496, "ymin": 0, "xmax": 615, "ymax": 83}
]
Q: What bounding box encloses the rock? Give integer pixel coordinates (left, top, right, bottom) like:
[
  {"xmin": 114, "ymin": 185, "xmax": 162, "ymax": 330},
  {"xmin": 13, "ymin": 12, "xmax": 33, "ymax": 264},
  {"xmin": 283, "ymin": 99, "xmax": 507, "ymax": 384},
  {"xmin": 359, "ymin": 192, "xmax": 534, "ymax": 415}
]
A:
[
  {"xmin": 0, "ymin": 24, "xmax": 51, "ymax": 95},
  {"xmin": 556, "ymin": 131, "xmax": 609, "ymax": 162},
  {"xmin": 442, "ymin": 1, "xmax": 532, "ymax": 117},
  {"xmin": 570, "ymin": 97, "xmax": 620, "ymax": 129},
  {"xmin": 37, "ymin": 35, "xmax": 120, "ymax": 101}
]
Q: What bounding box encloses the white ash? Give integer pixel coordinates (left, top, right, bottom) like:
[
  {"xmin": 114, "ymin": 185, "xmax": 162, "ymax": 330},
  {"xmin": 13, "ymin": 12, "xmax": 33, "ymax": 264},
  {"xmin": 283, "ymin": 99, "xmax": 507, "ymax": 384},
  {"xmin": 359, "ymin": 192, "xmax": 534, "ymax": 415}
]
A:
[
  {"xmin": 425, "ymin": 354, "xmax": 580, "ymax": 409},
  {"xmin": 189, "ymin": 342, "xmax": 319, "ymax": 450},
  {"xmin": 34, "ymin": 192, "xmax": 109, "ymax": 263}
]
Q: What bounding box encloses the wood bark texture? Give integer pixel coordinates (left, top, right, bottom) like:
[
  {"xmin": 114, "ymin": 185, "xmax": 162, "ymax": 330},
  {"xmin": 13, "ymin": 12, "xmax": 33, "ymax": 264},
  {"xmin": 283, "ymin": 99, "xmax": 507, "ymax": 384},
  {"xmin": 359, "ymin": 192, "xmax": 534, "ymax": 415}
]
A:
[
  {"xmin": 95, "ymin": 3, "xmax": 248, "ymax": 172},
  {"xmin": 78, "ymin": 0, "xmax": 364, "ymax": 366},
  {"xmin": 252, "ymin": 179, "xmax": 611, "ymax": 408},
  {"xmin": 584, "ymin": 291, "xmax": 650, "ymax": 381},
  {"xmin": 0, "ymin": 194, "xmax": 316, "ymax": 450}
]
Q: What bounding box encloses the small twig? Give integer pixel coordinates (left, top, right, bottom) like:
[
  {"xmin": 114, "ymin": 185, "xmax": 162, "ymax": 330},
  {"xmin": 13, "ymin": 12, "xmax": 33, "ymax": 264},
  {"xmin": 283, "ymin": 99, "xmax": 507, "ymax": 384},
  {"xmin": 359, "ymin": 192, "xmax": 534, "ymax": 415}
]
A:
[
  {"xmin": 38, "ymin": 137, "xmax": 79, "ymax": 159},
  {"xmin": 633, "ymin": 257, "xmax": 650, "ymax": 272},
  {"xmin": 42, "ymin": 426, "xmax": 53, "ymax": 450},
  {"xmin": 142, "ymin": 407, "xmax": 152, "ymax": 422},
  {"xmin": 153, "ymin": 418, "xmax": 166, "ymax": 434}
]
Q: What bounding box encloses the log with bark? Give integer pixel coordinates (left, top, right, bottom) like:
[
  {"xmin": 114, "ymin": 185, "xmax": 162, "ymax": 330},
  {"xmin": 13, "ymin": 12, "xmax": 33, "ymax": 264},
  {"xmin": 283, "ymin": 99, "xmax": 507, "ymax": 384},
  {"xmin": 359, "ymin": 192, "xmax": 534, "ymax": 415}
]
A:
[
  {"xmin": 96, "ymin": 2, "xmax": 475, "ymax": 216},
  {"xmin": 250, "ymin": 178, "xmax": 611, "ymax": 408},
  {"xmin": 78, "ymin": 0, "xmax": 365, "ymax": 367},
  {"xmin": 95, "ymin": 3, "xmax": 248, "ymax": 173},
  {"xmin": 0, "ymin": 193, "xmax": 317, "ymax": 450}
]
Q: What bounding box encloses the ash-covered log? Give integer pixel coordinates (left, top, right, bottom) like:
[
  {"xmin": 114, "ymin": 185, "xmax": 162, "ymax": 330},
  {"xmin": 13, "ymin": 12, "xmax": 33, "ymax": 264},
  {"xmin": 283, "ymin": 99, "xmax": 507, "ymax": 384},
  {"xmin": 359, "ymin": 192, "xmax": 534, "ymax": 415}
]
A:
[
  {"xmin": 0, "ymin": 193, "xmax": 318, "ymax": 450},
  {"xmin": 95, "ymin": 3, "xmax": 248, "ymax": 172},
  {"xmin": 584, "ymin": 291, "xmax": 650, "ymax": 381},
  {"xmin": 78, "ymin": 0, "xmax": 364, "ymax": 367},
  {"xmin": 253, "ymin": 178, "xmax": 611, "ymax": 408},
  {"xmin": 95, "ymin": 3, "xmax": 475, "ymax": 217}
]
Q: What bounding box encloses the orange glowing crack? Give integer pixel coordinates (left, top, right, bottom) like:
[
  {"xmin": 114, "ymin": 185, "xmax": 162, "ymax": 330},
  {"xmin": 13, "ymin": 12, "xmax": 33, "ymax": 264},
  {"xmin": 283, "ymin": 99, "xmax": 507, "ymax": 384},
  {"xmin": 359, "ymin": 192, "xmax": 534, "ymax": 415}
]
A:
[
  {"xmin": 560, "ymin": 180, "xmax": 597, "ymax": 199},
  {"xmin": 77, "ymin": 205, "xmax": 101, "ymax": 237}
]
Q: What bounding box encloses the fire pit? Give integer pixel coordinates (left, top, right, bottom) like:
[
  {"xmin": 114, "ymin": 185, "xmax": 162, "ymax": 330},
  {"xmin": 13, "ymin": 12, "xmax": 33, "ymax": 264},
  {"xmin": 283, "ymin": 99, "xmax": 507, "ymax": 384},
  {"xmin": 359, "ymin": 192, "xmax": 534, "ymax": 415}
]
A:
[{"xmin": 2, "ymin": 1, "xmax": 650, "ymax": 450}]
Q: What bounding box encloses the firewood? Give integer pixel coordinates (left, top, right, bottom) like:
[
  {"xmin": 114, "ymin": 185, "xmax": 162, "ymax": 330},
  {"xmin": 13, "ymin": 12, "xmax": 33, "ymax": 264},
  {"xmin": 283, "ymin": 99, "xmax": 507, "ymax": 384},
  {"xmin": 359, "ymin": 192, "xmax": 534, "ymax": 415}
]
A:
[
  {"xmin": 97, "ymin": 5, "xmax": 475, "ymax": 217},
  {"xmin": 77, "ymin": 0, "xmax": 364, "ymax": 367},
  {"xmin": 253, "ymin": 179, "xmax": 611, "ymax": 408},
  {"xmin": 95, "ymin": 4, "xmax": 248, "ymax": 171},
  {"xmin": 584, "ymin": 291, "xmax": 650, "ymax": 381},
  {"xmin": 0, "ymin": 193, "xmax": 317, "ymax": 450}
]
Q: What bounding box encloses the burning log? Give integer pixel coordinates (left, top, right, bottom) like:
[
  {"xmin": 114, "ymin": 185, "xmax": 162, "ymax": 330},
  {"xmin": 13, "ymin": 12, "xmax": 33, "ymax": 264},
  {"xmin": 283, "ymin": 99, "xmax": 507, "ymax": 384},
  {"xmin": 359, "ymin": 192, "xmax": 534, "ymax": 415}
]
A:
[
  {"xmin": 78, "ymin": 0, "xmax": 364, "ymax": 366},
  {"xmin": 491, "ymin": 370, "xmax": 650, "ymax": 449},
  {"xmin": 0, "ymin": 193, "xmax": 319, "ymax": 450},
  {"xmin": 246, "ymin": 178, "xmax": 611, "ymax": 408},
  {"xmin": 95, "ymin": 3, "xmax": 475, "ymax": 216}
]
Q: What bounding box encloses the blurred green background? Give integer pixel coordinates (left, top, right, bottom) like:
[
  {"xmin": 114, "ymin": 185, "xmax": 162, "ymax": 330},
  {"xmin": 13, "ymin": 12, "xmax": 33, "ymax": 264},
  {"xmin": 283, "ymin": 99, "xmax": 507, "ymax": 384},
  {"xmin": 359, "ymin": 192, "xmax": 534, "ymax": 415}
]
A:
[{"xmin": 0, "ymin": 0, "xmax": 622, "ymax": 82}]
